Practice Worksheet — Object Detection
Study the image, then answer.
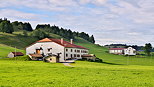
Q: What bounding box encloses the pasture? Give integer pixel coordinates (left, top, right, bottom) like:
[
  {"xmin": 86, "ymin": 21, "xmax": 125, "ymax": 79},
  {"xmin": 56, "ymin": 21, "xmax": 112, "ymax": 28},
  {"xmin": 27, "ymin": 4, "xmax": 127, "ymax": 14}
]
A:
[
  {"xmin": 0, "ymin": 60, "xmax": 154, "ymax": 87},
  {"xmin": 0, "ymin": 32, "xmax": 154, "ymax": 87}
]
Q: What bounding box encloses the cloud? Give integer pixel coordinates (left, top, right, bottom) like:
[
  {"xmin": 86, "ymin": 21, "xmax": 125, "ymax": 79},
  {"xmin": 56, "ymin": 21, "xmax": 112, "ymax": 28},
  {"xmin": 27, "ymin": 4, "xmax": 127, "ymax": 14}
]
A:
[
  {"xmin": 0, "ymin": 0, "xmax": 154, "ymax": 46},
  {"xmin": 79, "ymin": 0, "xmax": 107, "ymax": 5},
  {"xmin": 0, "ymin": 9, "xmax": 41, "ymax": 21}
]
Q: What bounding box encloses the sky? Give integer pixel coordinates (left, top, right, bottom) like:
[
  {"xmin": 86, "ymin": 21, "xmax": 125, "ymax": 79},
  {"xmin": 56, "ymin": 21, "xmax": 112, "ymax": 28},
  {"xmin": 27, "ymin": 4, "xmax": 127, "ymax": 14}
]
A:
[{"xmin": 0, "ymin": 0, "xmax": 154, "ymax": 46}]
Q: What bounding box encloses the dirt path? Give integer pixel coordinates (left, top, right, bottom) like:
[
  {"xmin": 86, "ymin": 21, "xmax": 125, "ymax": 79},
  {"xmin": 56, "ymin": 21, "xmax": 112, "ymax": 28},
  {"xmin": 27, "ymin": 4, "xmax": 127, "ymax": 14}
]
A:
[{"xmin": 63, "ymin": 63, "xmax": 74, "ymax": 67}]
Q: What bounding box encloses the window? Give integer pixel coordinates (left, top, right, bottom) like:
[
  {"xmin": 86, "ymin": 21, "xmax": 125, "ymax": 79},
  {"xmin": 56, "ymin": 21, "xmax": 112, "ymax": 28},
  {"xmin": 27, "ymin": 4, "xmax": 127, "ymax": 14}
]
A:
[
  {"xmin": 75, "ymin": 50, "xmax": 76, "ymax": 52},
  {"xmin": 77, "ymin": 50, "xmax": 80, "ymax": 53},
  {"xmin": 74, "ymin": 54, "xmax": 76, "ymax": 57},
  {"xmin": 66, "ymin": 54, "xmax": 68, "ymax": 57},
  {"xmin": 48, "ymin": 49, "xmax": 50, "ymax": 52},
  {"xmin": 77, "ymin": 54, "xmax": 80, "ymax": 57},
  {"xmin": 71, "ymin": 49, "xmax": 73, "ymax": 52},
  {"xmin": 71, "ymin": 54, "xmax": 73, "ymax": 58},
  {"xmin": 66, "ymin": 49, "xmax": 68, "ymax": 52}
]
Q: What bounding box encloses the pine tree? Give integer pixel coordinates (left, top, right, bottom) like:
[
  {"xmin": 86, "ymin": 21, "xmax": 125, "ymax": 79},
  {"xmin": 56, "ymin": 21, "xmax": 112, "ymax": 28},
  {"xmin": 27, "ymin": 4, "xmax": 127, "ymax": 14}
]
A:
[{"xmin": 89, "ymin": 35, "xmax": 95, "ymax": 43}]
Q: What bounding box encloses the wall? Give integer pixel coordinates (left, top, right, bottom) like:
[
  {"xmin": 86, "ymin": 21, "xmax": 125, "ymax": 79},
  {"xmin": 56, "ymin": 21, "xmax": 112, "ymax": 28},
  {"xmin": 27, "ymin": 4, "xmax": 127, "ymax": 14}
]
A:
[
  {"xmin": 124, "ymin": 47, "xmax": 136, "ymax": 55},
  {"xmin": 65, "ymin": 48, "xmax": 89, "ymax": 59},
  {"xmin": 7, "ymin": 52, "xmax": 14, "ymax": 58},
  {"xmin": 26, "ymin": 42, "xmax": 65, "ymax": 62}
]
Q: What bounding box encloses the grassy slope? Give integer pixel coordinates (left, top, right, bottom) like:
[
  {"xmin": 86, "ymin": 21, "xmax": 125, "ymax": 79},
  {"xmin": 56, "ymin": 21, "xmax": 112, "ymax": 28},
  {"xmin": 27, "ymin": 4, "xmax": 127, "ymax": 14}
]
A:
[
  {"xmin": 0, "ymin": 60, "xmax": 153, "ymax": 87},
  {"xmin": 0, "ymin": 32, "xmax": 154, "ymax": 66},
  {"xmin": 0, "ymin": 44, "xmax": 25, "ymax": 58},
  {"xmin": 75, "ymin": 37, "xmax": 154, "ymax": 66},
  {"xmin": 0, "ymin": 32, "xmax": 154, "ymax": 87}
]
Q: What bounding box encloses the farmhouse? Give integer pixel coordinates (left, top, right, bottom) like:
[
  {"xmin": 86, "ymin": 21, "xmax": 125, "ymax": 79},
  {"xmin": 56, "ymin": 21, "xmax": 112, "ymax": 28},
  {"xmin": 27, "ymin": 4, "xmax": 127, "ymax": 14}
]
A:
[
  {"xmin": 8, "ymin": 52, "xmax": 24, "ymax": 58},
  {"xmin": 124, "ymin": 47, "xmax": 136, "ymax": 55},
  {"xmin": 26, "ymin": 38, "xmax": 89, "ymax": 62},
  {"xmin": 109, "ymin": 47, "xmax": 136, "ymax": 55},
  {"xmin": 109, "ymin": 48, "xmax": 125, "ymax": 55}
]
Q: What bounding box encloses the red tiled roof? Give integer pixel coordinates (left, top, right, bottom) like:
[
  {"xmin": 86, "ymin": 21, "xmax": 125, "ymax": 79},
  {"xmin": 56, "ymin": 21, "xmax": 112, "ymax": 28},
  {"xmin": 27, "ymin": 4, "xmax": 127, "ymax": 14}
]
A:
[
  {"xmin": 109, "ymin": 48, "xmax": 126, "ymax": 50},
  {"xmin": 12, "ymin": 52, "xmax": 24, "ymax": 56},
  {"xmin": 36, "ymin": 38, "xmax": 88, "ymax": 49}
]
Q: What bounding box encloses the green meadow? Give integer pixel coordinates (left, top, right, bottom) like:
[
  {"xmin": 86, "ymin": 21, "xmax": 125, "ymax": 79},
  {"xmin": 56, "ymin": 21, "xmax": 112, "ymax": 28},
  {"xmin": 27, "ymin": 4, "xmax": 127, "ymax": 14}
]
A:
[
  {"xmin": 0, "ymin": 60, "xmax": 154, "ymax": 87},
  {"xmin": 0, "ymin": 32, "xmax": 154, "ymax": 87}
]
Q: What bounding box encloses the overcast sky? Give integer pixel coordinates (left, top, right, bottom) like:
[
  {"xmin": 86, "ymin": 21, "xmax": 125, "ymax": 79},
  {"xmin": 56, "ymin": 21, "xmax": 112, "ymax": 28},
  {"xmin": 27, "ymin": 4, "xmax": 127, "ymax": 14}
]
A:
[{"xmin": 0, "ymin": 0, "xmax": 154, "ymax": 46}]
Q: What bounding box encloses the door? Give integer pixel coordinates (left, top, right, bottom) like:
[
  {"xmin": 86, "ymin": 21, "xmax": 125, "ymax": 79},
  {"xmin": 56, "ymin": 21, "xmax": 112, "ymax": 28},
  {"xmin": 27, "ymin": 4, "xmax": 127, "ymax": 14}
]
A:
[{"xmin": 36, "ymin": 49, "xmax": 41, "ymax": 54}]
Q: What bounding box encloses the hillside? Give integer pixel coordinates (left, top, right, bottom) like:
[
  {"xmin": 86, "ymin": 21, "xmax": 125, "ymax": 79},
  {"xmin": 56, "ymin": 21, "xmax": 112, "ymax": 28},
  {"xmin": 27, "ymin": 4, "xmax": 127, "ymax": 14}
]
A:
[
  {"xmin": 0, "ymin": 31, "xmax": 154, "ymax": 87},
  {"xmin": 0, "ymin": 32, "xmax": 154, "ymax": 66},
  {"xmin": 0, "ymin": 44, "xmax": 25, "ymax": 58}
]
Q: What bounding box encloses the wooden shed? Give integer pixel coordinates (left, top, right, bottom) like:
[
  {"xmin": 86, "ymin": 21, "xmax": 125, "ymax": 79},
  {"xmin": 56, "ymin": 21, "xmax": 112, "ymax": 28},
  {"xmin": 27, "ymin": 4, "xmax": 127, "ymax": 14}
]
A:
[
  {"xmin": 8, "ymin": 52, "xmax": 24, "ymax": 58},
  {"xmin": 28, "ymin": 54, "xmax": 43, "ymax": 60}
]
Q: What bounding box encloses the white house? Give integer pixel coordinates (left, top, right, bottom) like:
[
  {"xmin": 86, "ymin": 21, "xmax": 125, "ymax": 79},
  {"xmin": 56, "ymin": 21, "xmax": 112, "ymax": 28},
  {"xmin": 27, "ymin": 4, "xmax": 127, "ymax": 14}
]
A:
[
  {"xmin": 124, "ymin": 47, "xmax": 136, "ymax": 55},
  {"xmin": 109, "ymin": 48, "xmax": 125, "ymax": 55},
  {"xmin": 109, "ymin": 47, "xmax": 136, "ymax": 55},
  {"xmin": 26, "ymin": 38, "xmax": 89, "ymax": 62}
]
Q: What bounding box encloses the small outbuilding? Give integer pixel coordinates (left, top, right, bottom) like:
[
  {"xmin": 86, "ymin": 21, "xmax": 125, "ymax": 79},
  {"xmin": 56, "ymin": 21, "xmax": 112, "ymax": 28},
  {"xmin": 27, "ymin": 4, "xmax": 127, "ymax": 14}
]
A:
[
  {"xmin": 81, "ymin": 54, "xmax": 97, "ymax": 61},
  {"xmin": 28, "ymin": 54, "xmax": 43, "ymax": 60},
  {"xmin": 43, "ymin": 54, "xmax": 60, "ymax": 63},
  {"xmin": 8, "ymin": 52, "xmax": 24, "ymax": 58}
]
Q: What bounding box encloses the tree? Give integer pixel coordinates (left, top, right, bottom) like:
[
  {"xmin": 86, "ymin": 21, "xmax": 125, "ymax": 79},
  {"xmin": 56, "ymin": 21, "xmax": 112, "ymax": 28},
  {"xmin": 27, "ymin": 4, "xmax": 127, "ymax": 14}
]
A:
[
  {"xmin": 23, "ymin": 23, "xmax": 33, "ymax": 31},
  {"xmin": 23, "ymin": 30, "xmax": 28, "ymax": 37},
  {"xmin": 144, "ymin": 43, "xmax": 152, "ymax": 56},
  {"xmin": 89, "ymin": 35, "xmax": 95, "ymax": 43},
  {"xmin": 0, "ymin": 20, "xmax": 14, "ymax": 33},
  {"xmin": 31, "ymin": 29, "xmax": 49, "ymax": 39}
]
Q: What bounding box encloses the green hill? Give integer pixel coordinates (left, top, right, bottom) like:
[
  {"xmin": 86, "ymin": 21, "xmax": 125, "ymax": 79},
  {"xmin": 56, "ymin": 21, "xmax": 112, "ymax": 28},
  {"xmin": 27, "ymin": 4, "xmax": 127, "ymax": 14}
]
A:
[
  {"xmin": 0, "ymin": 31, "xmax": 154, "ymax": 87},
  {"xmin": 0, "ymin": 32, "xmax": 154, "ymax": 66}
]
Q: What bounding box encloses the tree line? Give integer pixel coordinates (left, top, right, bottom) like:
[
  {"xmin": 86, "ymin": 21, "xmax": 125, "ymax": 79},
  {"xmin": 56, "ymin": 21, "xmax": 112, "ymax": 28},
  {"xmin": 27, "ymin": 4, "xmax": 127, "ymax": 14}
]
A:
[
  {"xmin": 36, "ymin": 24, "xmax": 95, "ymax": 43},
  {"xmin": 0, "ymin": 18, "xmax": 95, "ymax": 43}
]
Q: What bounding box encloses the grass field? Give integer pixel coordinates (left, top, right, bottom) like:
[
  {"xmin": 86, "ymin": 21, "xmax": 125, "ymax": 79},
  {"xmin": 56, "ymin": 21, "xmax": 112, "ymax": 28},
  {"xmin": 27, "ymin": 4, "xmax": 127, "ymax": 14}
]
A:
[
  {"xmin": 0, "ymin": 60, "xmax": 154, "ymax": 87},
  {"xmin": 75, "ymin": 38, "xmax": 154, "ymax": 66},
  {"xmin": 0, "ymin": 32, "xmax": 154, "ymax": 87},
  {"xmin": 0, "ymin": 44, "xmax": 25, "ymax": 58}
]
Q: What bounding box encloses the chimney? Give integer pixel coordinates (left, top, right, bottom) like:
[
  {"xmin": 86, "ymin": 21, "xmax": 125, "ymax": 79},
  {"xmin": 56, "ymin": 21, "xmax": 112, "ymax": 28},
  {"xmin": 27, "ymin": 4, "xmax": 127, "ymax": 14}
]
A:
[
  {"xmin": 61, "ymin": 38, "xmax": 63, "ymax": 44},
  {"xmin": 70, "ymin": 39, "xmax": 73, "ymax": 44}
]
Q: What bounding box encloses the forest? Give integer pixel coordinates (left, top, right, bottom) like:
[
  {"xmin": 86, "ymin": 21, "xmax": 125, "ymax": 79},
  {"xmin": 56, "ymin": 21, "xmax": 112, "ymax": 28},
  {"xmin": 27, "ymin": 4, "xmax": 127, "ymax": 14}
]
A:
[{"xmin": 0, "ymin": 18, "xmax": 95, "ymax": 43}]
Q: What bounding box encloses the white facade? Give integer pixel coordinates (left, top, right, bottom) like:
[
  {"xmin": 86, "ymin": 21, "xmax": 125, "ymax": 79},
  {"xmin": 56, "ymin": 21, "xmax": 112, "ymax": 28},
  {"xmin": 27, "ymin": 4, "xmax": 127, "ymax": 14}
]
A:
[
  {"xmin": 26, "ymin": 41, "xmax": 88, "ymax": 62},
  {"xmin": 109, "ymin": 50, "xmax": 124, "ymax": 54},
  {"xmin": 65, "ymin": 48, "xmax": 88, "ymax": 59},
  {"xmin": 8, "ymin": 52, "xmax": 15, "ymax": 58},
  {"xmin": 124, "ymin": 47, "xmax": 136, "ymax": 55}
]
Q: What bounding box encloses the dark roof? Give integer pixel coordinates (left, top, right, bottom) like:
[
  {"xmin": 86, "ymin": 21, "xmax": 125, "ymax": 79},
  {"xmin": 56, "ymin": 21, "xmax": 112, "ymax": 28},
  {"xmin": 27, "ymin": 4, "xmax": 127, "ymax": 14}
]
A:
[
  {"xmin": 12, "ymin": 52, "xmax": 24, "ymax": 56},
  {"xmin": 36, "ymin": 38, "xmax": 88, "ymax": 49},
  {"xmin": 109, "ymin": 48, "xmax": 126, "ymax": 50}
]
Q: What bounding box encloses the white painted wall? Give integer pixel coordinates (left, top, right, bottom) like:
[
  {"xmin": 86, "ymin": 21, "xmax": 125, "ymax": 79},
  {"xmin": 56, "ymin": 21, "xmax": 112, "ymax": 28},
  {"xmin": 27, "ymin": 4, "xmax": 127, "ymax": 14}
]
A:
[
  {"xmin": 109, "ymin": 50, "xmax": 123, "ymax": 54},
  {"xmin": 8, "ymin": 52, "xmax": 14, "ymax": 58},
  {"xmin": 26, "ymin": 42, "xmax": 65, "ymax": 62},
  {"xmin": 124, "ymin": 47, "xmax": 136, "ymax": 55},
  {"xmin": 65, "ymin": 48, "xmax": 89, "ymax": 59},
  {"xmin": 26, "ymin": 42, "xmax": 89, "ymax": 62}
]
